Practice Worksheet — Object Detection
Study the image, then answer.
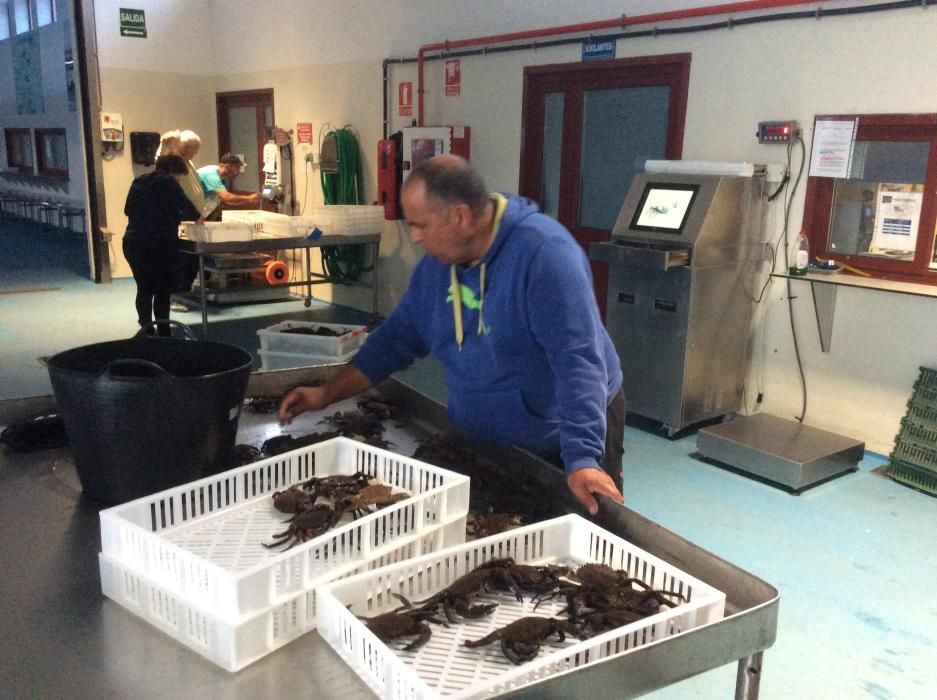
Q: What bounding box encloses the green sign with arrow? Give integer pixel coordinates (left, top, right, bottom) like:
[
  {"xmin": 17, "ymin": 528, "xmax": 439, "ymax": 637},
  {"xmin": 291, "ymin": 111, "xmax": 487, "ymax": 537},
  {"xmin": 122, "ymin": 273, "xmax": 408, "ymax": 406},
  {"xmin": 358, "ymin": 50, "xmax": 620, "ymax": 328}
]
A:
[{"xmin": 119, "ymin": 8, "xmax": 147, "ymax": 38}]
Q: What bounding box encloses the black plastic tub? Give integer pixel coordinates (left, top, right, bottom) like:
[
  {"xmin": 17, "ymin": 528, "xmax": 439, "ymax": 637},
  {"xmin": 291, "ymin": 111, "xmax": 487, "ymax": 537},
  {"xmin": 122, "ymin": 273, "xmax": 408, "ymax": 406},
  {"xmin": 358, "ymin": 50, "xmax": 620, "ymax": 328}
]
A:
[{"xmin": 47, "ymin": 323, "xmax": 253, "ymax": 505}]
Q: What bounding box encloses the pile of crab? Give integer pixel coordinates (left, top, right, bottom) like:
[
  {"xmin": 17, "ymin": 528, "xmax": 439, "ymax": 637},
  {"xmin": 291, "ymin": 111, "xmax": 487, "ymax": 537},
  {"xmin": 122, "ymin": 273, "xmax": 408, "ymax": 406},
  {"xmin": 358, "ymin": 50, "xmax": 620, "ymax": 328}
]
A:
[
  {"xmin": 358, "ymin": 557, "xmax": 686, "ymax": 666},
  {"xmin": 264, "ymin": 471, "xmax": 409, "ymax": 551}
]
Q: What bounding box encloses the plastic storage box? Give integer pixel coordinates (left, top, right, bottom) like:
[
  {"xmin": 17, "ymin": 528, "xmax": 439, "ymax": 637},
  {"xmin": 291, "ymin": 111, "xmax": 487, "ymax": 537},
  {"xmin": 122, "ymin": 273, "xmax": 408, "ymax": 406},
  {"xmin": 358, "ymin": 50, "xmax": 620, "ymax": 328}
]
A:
[
  {"xmin": 257, "ymin": 320, "xmax": 367, "ymax": 358},
  {"xmin": 316, "ymin": 514, "xmax": 726, "ymax": 700},
  {"xmin": 98, "ymin": 437, "xmax": 471, "ymax": 620},
  {"xmin": 258, "ymin": 348, "xmax": 360, "ymax": 371},
  {"xmin": 179, "ymin": 221, "xmax": 253, "ymax": 242}
]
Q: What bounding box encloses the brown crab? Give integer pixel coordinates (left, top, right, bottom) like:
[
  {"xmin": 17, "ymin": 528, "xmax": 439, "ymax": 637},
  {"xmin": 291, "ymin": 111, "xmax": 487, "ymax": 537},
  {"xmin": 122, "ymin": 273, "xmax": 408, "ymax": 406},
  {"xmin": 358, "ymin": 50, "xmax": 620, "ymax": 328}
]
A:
[
  {"xmin": 337, "ymin": 483, "xmax": 409, "ymax": 519},
  {"xmin": 359, "ymin": 593, "xmax": 444, "ymax": 651},
  {"xmin": 356, "ymin": 395, "xmax": 405, "ymax": 422},
  {"xmin": 271, "ymin": 485, "xmax": 314, "ymax": 514},
  {"xmin": 466, "ymin": 508, "xmax": 523, "ymax": 538},
  {"xmin": 463, "ymin": 616, "xmax": 582, "ymax": 664},
  {"xmin": 414, "ymin": 558, "xmax": 520, "ymax": 622},
  {"xmin": 302, "ymin": 471, "xmax": 372, "ymax": 500},
  {"xmin": 263, "ymin": 503, "xmax": 340, "ymax": 550},
  {"xmin": 319, "ymin": 410, "xmax": 387, "ymax": 441}
]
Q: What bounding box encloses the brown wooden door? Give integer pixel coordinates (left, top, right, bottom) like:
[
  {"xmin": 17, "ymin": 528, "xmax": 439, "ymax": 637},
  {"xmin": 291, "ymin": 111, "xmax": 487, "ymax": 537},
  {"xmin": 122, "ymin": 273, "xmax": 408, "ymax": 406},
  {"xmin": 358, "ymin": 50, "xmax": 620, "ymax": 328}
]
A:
[
  {"xmin": 216, "ymin": 89, "xmax": 274, "ymax": 193},
  {"xmin": 519, "ymin": 54, "xmax": 690, "ymax": 318}
]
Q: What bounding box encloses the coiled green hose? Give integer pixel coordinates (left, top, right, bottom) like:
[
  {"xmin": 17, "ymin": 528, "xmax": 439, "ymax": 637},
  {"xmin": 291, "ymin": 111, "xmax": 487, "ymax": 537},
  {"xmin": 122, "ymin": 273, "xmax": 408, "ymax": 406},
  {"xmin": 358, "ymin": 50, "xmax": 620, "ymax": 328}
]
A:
[{"xmin": 320, "ymin": 129, "xmax": 371, "ymax": 283}]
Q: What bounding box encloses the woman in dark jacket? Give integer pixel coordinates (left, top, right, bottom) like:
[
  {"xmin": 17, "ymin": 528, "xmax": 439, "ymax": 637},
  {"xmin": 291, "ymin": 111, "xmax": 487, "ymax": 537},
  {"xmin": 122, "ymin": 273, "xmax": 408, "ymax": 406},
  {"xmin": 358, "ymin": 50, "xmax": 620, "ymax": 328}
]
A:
[{"xmin": 123, "ymin": 155, "xmax": 200, "ymax": 335}]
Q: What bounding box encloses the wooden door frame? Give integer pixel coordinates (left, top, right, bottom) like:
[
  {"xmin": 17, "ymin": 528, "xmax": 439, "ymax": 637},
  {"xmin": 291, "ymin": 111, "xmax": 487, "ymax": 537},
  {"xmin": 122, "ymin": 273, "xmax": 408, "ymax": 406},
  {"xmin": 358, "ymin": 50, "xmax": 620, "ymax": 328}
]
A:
[{"xmin": 215, "ymin": 88, "xmax": 274, "ymax": 192}]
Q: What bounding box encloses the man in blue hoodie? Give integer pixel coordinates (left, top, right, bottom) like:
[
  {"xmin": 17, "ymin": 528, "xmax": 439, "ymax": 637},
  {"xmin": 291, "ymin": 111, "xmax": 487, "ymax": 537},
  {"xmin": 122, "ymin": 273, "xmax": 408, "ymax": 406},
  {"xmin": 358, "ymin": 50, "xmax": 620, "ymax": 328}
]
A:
[{"xmin": 279, "ymin": 155, "xmax": 624, "ymax": 515}]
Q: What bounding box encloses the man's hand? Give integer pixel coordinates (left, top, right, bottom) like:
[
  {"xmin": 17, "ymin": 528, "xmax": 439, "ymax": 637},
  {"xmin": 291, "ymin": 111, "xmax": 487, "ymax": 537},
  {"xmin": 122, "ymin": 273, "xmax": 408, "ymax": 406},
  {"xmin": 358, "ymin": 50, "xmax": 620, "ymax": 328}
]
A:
[
  {"xmin": 278, "ymin": 386, "xmax": 329, "ymax": 424},
  {"xmin": 567, "ymin": 467, "xmax": 624, "ymax": 516}
]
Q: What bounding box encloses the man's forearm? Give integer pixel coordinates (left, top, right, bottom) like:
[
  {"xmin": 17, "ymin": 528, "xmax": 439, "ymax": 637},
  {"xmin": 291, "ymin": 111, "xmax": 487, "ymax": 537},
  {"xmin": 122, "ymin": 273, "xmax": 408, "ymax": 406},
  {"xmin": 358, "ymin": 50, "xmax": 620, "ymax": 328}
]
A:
[{"xmin": 323, "ymin": 364, "xmax": 374, "ymax": 405}]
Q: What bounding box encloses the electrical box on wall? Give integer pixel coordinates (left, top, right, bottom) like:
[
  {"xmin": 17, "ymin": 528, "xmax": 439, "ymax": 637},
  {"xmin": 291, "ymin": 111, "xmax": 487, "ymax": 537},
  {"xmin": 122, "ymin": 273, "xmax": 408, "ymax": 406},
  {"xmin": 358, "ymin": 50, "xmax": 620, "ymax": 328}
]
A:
[
  {"xmin": 129, "ymin": 131, "xmax": 160, "ymax": 165},
  {"xmin": 756, "ymin": 120, "xmax": 798, "ymax": 144},
  {"xmin": 101, "ymin": 112, "xmax": 124, "ymax": 152},
  {"xmin": 378, "ymin": 126, "xmax": 472, "ymax": 220}
]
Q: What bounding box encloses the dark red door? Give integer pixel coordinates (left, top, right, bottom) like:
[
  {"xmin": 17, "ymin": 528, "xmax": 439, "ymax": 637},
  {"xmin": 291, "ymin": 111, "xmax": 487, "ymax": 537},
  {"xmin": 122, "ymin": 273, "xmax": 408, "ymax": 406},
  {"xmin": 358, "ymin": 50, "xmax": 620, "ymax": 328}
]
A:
[{"xmin": 520, "ymin": 54, "xmax": 690, "ymax": 318}]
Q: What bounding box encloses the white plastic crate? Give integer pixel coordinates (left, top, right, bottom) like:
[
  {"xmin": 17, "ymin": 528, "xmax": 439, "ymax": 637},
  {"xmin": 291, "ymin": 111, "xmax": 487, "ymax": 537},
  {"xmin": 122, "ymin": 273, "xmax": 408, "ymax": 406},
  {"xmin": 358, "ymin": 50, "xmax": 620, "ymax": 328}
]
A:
[
  {"xmin": 257, "ymin": 320, "xmax": 367, "ymax": 358},
  {"xmin": 179, "ymin": 221, "xmax": 253, "ymax": 242},
  {"xmin": 255, "ymin": 219, "xmax": 316, "ymax": 240},
  {"xmin": 98, "ymin": 437, "xmax": 471, "ymax": 620},
  {"xmin": 99, "ymin": 515, "xmax": 466, "ymax": 672},
  {"xmin": 258, "ymin": 348, "xmax": 360, "ymax": 371},
  {"xmin": 221, "ymin": 209, "xmax": 289, "ymax": 226},
  {"xmin": 316, "ymin": 514, "xmax": 726, "ymax": 700},
  {"xmin": 302, "ymin": 205, "xmax": 385, "ymax": 236}
]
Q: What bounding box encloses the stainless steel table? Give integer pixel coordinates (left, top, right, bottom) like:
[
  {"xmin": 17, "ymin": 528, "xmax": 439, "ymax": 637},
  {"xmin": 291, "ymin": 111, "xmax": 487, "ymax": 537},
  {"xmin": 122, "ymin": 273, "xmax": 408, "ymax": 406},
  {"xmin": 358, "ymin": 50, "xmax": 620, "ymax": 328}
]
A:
[
  {"xmin": 0, "ymin": 368, "xmax": 778, "ymax": 699},
  {"xmin": 177, "ymin": 234, "xmax": 381, "ymax": 338}
]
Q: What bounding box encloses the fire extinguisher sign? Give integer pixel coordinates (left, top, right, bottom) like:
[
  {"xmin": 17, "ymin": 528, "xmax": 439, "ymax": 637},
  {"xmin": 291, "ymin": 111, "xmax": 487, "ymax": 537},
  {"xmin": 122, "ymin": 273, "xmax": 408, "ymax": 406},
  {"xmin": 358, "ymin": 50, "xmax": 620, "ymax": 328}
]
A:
[
  {"xmin": 445, "ymin": 59, "xmax": 461, "ymax": 97},
  {"xmin": 399, "ymin": 82, "xmax": 413, "ymax": 116}
]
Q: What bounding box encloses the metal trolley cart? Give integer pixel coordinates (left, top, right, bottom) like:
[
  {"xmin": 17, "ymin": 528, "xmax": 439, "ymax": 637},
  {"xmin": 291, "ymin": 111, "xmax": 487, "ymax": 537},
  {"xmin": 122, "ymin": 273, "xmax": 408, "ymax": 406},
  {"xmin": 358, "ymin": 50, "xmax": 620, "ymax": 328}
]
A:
[{"xmin": 176, "ymin": 233, "xmax": 381, "ymax": 338}]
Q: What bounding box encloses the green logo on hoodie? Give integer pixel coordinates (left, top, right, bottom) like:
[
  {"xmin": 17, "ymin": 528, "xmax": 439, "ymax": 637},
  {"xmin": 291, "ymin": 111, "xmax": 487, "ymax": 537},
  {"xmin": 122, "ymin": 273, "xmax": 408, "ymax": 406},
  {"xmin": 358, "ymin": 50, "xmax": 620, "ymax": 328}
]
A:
[{"xmin": 446, "ymin": 283, "xmax": 483, "ymax": 310}]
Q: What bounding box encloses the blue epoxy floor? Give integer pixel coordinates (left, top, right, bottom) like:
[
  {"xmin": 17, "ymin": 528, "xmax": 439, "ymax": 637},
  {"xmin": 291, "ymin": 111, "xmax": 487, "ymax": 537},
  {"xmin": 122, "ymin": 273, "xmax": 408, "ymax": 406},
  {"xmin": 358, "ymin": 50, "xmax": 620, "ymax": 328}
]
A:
[{"xmin": 2, "ymin": 219, "xmax": 935, "ymax": 698}]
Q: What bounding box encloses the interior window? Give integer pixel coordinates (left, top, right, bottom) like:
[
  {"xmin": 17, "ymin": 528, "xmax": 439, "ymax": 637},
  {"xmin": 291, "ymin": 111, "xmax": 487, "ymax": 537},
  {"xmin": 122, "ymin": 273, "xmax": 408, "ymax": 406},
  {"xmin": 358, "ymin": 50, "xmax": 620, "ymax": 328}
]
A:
[
  {"xmin": 35, "ymin": 0, "xmax": 54, "ymax": 26},
  {"xmin": 802, "ymin": 114, "xmax": 937, "ymax": 284},
  {"xmin": 5, "ymin": 128, "xmax": 34, "ymax": 173},
  {"xmin": 36, "ymin": 128, "xmax": 67, "ymax": 177},
  {"xmin": 12, "ymin": 0, "xmax": 30, "ymax": 34},
  {"xmin": 0, "ymin": 3, "xmax": 11, "ymax": 40}
]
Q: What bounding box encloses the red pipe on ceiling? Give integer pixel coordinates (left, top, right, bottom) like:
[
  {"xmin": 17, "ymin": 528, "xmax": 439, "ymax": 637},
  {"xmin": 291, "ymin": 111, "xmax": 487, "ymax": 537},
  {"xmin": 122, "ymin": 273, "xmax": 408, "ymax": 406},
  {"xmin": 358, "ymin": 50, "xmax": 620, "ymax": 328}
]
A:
[{"xmin": 416, "ymin": 0, "xmax": 822, "ymax": 125}]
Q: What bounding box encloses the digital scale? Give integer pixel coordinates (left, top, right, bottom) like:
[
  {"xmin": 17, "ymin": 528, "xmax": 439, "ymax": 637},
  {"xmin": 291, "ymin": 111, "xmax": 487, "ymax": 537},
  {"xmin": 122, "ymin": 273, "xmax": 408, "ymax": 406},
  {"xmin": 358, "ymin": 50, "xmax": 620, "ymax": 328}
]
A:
[{"xmin": 696, "ymin": 413, "xmax": 865, "ymax": 493}]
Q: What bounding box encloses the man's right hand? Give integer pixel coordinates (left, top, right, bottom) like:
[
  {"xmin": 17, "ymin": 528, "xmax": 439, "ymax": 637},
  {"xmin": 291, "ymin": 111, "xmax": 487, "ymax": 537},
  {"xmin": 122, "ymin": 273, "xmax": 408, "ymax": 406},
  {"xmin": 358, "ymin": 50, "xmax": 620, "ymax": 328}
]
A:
[{"xmin": 278, "ymin": 386, "xmax": 329, "ymax": 424}]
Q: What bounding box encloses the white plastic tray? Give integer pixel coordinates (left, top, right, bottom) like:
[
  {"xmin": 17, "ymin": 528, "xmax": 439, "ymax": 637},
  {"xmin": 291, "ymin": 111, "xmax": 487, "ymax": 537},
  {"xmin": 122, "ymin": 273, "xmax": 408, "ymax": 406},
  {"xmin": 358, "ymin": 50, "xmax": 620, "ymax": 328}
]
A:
[
  {"xmin": 257, "ymin": 320, "xmax": 367, "ymax": 357},
  {"xmin": 315, "ymin": 514, "xmax": 726, "ymax": 700},
  {"xmin": 99, "ymin": 515, "xmax": 466, "ymax": 672},
  {"xmin": 99, "ymin": 437, "xmax": 471, "ymax": 619}
]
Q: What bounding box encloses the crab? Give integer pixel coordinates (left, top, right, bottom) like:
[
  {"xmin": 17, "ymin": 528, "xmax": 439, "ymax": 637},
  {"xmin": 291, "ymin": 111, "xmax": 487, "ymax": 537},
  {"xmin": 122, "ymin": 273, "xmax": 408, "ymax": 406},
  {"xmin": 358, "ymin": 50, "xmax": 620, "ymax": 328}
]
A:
[
  {"xmin": 319, "ymin": 410, "xmax": 387, "ymax": 441},
  {"xmin": 271, "ymin": 485, "xmax": 314, "ymax": 514},
  {"xmin": 302, "ymin": 471, "xmax": 372, "ymax": 500},
  {"xmin": 356, "ymin": 395, "xmax": 405, "ymax": 422},
  {"xmin": 263, "ymin": 503, "xmax": 340, "ymax": 550},
  {"xmin": 576, "ymin": 607, "xmax": 645, "ymax": 637},
  {"xmin": 260, "ymin": 431, "xmax": 340, "ymax": 458},
  {"xmin": 337, "ymin": 483, "xmax": 409, "ymax": 519},
  {"xmin": 463, "ymin": 616, "xmax": 582, "ymax": 664},
  {"xmin": 414, "ymin": 558, "xmax": 520, "ymax": 622},
  {"xmin": 466, "ymin": 508, "xmax": 523, "ymax": 538},
  {"xmin": 359, "ymin": 593, "xmax": 444, "ymax": 651}
]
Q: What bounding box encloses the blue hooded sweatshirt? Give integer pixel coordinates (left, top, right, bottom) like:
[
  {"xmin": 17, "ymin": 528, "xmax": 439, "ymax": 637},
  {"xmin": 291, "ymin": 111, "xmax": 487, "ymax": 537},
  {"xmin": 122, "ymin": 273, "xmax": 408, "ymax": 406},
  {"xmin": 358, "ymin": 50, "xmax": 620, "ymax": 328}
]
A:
[{"xmin": 352, "ymin": 194, "xmax": 623, "ymax": 474}]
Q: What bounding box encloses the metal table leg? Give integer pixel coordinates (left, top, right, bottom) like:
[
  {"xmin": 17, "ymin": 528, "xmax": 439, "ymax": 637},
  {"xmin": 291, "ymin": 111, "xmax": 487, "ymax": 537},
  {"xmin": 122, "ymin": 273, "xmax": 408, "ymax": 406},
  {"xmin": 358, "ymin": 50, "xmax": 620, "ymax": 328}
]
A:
[
  {"xmin": 735, "ymin": 652, "xmax": 764, "ymax": 700},
  {"xmin": 372, "ymin": 240, "xmax": 379, "ymax": 314},
  {"xmin": 304, "ymin": 248, "xmax": 312, "ymax": 307},
  {"xmin": 198, "ymin": 254, "xmax": 208, "ymax": 339}
]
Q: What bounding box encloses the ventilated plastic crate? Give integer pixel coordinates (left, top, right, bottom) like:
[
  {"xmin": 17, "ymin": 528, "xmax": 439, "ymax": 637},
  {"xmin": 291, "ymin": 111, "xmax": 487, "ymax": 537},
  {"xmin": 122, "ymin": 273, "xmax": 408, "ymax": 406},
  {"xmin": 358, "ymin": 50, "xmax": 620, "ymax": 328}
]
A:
[
  {"xmin": 890, "ymin": 440, "xmax": 937, "ymax": 474},
  {"xmin": 888, "ymin": 460, "xmax": 937, "ymax": 496},
  {"xmin": 99, "ymin": 437, "xmax": 470, "ymax": 620},
  {"xmin": 897, "ymin": 419, "xmax": 937, "ymax": 449},
  {"xmin": 316, "ymin": 514, "xmax": 726, "ymax": 700},
  {"xmin": 911, "ymin": 366, "xmax": 937, "ymax": 392},
  {"xmin": 99, "ymin": 515, "xmax": 466, "ymax": 672},
  {"xmin": 303, "ymin": 205, "xmax": 385, "ymax": 236}
]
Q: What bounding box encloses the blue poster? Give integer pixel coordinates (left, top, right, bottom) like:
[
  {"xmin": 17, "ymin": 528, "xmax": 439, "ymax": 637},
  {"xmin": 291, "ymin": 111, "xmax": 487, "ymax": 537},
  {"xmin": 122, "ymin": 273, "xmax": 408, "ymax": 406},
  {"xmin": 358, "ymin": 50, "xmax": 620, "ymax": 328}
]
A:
[{"xmin": 14, "ymin": 31, "xmax": 45, "ymax": 115}]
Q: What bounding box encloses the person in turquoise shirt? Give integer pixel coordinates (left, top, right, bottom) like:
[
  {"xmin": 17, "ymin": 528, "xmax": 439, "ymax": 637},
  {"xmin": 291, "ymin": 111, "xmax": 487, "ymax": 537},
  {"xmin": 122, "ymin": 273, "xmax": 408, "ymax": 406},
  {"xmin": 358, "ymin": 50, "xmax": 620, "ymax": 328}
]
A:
[{"xmin": 197, "ymin": 153, "xmax": 261, "ymax": 219}]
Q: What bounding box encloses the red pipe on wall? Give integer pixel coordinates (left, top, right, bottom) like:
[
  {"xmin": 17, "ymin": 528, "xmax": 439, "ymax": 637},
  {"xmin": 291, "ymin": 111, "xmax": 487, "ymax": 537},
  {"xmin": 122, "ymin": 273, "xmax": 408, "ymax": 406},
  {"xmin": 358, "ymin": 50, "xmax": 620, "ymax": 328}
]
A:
[{"xmin": 417, "ymin": 0, "xmax": 821, "ymax": 125}]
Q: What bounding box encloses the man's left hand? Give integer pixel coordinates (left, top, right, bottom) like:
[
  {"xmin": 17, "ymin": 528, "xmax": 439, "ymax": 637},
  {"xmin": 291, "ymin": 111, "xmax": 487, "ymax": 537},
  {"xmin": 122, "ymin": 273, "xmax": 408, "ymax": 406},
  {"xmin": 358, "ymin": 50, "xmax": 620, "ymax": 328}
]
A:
[{"xmin": 567, "ymin": 467, "xmax": 624, "ymax": 516}]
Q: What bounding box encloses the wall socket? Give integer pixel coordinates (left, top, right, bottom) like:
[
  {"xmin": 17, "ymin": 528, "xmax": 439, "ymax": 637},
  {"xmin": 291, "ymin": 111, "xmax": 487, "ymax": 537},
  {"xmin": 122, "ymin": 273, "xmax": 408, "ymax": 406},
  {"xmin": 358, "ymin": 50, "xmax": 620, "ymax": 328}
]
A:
[{"xmin": 305, "ymin": 152, "xmax": 315, "ymax": 164}]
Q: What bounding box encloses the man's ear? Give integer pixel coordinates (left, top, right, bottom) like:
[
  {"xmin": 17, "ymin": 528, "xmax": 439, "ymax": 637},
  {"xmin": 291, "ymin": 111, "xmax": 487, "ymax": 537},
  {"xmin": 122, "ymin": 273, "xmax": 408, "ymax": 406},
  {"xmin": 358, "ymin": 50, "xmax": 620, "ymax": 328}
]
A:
[{"xmin": 451, "ymin": 202, "xmax": 472, "ymax": 229}]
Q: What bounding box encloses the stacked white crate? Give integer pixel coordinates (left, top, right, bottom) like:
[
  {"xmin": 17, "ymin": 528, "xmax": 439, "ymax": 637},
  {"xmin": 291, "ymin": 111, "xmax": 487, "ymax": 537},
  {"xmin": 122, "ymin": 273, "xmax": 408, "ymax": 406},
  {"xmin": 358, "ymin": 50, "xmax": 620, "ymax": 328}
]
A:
[
  {"xmin": 179, "ymin": 221, "xmax": 253, "ymax": 242},
  {"xmin": 98, "ymin": 437, "xmax": 470, "ymax": 671},
  {"xmin": 302, "ymin": 205, "xmax": 384, "ymax": 236},
  {"xmin": 256, "ymin": 320, "xmax": 367, "ymax": 370}
]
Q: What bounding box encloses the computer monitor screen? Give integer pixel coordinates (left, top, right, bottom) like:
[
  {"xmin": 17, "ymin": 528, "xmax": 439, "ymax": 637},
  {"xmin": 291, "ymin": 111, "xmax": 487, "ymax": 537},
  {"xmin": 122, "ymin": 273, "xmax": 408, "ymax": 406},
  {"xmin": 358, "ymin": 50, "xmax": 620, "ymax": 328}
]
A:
[{"xmin": 630, "ymin": 182, "xmax": 699, "ymax": 234}]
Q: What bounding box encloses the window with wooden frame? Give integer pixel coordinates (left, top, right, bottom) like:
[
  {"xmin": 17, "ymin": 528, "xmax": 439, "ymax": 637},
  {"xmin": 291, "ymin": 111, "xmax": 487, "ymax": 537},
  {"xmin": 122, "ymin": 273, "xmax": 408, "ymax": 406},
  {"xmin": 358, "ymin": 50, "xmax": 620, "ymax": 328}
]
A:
[
  {"xmin": 802, "ymin": 113, "xmax": 937, "ymax": 284},
  {"xmin": 35, "ymin": 128, "xmax": 67, "ymax": 178},
  {"xmin": 4, "ymin": 128, "xmax": 34, "ymax": 173}
]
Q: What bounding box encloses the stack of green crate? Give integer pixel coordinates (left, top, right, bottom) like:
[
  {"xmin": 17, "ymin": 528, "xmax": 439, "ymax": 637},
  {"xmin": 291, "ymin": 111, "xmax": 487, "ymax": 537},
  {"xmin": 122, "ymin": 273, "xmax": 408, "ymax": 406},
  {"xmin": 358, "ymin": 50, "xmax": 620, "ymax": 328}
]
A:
[{"xmin": 889, "ymin": 366, "xmax": 937, "ymax": 496}]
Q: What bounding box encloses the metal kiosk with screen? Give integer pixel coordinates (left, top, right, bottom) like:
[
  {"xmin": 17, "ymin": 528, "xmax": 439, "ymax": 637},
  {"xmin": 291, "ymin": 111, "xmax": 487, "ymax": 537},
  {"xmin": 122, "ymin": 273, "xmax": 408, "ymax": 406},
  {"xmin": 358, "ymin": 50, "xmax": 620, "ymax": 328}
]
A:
[{"xmin": 590, "ymin": 167, "xmax": 765, "ymax": 435}]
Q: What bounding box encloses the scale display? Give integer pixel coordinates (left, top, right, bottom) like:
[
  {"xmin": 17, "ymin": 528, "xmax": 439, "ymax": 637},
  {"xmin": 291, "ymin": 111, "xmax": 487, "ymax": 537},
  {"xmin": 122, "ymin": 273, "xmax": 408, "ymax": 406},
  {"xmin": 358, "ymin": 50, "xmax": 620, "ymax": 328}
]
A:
[{"xmin": 630, "ymin": 182, "xmax": 699, "ymax": 234}]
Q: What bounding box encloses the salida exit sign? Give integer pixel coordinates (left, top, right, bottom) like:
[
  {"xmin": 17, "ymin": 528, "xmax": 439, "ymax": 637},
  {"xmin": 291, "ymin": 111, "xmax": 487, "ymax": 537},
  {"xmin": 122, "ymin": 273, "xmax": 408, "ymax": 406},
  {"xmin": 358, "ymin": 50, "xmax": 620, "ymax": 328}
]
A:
[{"xmin": 119, "ymin": 8, "xmax": 147, "ymax": 38}]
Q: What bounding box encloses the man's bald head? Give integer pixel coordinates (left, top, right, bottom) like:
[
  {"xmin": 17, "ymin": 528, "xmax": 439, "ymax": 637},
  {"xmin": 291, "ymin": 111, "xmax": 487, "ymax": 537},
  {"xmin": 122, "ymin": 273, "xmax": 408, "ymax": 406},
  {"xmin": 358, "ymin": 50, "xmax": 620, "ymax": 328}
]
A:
[{"xmin": 404, "ymin": 154, "xmax": 490, "ymax": 216}]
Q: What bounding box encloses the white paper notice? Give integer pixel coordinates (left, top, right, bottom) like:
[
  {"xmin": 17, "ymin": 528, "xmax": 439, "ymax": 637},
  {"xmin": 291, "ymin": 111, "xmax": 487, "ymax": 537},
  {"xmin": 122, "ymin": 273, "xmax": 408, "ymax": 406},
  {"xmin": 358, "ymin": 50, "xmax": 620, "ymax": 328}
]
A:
[
  {"xmin": 809, "ymin": 120, "xmax": 857, "ymax": 178},
  {"xmin": 870, "ymin": 184, "xmax": 923, "ymax": 255}
]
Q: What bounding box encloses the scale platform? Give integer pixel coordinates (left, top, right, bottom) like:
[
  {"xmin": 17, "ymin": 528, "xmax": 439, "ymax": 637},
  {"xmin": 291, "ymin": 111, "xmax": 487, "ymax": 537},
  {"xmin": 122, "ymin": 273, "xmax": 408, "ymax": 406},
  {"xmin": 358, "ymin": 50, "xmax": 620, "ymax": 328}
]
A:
[{"xmin": 696, "ymin": 413, "xmax": 865, "ymax": 493}]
